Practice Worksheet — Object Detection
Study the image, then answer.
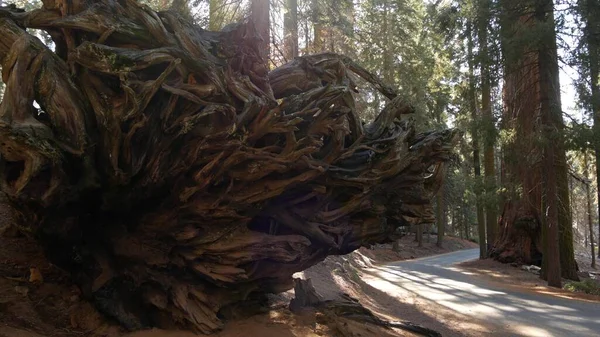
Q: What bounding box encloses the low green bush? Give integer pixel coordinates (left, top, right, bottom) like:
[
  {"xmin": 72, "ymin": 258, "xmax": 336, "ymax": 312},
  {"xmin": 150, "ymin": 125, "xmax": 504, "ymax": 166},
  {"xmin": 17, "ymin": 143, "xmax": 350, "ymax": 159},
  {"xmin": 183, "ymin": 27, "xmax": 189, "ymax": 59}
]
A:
[{"xmin": 564, "ymin": 279, "xmax": 600, "ymax": 295}]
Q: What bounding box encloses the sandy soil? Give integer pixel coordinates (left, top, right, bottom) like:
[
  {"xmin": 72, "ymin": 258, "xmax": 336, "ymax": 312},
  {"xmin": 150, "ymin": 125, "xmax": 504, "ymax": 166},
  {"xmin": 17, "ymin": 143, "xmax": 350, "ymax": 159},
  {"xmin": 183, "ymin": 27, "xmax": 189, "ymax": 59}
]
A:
[{"xmin": 0, "ymin": 233, "xmax": 476, "ymax": 337}]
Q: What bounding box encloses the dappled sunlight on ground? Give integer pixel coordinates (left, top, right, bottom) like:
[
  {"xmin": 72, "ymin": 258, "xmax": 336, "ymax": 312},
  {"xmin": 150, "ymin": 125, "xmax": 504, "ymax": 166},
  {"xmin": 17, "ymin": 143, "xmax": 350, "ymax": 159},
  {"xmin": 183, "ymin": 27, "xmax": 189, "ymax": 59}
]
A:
[
  {"xmin": 510, "ymin": 325, "xmax": 553, "ymax": 337},
  {"xmin": 459, "ymin": 258, "xmax": 600, "ymax": 302},
  {"xmin": 363, "ymin": 250, "xmax": 600, "ymax": 336}
]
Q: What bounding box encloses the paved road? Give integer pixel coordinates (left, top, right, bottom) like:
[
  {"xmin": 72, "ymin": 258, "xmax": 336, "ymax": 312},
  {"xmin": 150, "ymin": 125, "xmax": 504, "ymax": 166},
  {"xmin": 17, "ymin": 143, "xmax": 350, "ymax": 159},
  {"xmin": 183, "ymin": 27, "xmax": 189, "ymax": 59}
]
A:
[{"xmin": 363, "ymin": 249, "xmax": 600, "ymax": 337}]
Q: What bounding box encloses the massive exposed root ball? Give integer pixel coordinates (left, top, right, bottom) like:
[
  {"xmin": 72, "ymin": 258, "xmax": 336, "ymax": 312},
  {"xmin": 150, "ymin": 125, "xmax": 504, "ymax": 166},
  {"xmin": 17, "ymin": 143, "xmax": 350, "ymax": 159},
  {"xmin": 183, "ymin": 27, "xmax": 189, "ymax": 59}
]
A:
[{"xmin": 0, "ymin": 0, "xmax": 457, "ymax": 333}]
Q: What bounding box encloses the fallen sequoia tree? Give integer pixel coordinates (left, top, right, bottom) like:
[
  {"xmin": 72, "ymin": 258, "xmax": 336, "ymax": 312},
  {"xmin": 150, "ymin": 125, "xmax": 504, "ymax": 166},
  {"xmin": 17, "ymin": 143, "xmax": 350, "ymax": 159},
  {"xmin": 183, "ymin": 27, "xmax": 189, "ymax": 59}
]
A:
[{"xmin": 0, "ymin": 0, "xmax": 457, "ymax": 334}]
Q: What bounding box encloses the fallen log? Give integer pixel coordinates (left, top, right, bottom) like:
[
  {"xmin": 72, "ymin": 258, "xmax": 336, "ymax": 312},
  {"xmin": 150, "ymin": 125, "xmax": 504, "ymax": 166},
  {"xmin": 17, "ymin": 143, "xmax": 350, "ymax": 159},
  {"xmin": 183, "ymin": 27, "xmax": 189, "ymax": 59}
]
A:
[{"xmin": 0, "ymin": 0, "xmax": 457, "ymax": 334}]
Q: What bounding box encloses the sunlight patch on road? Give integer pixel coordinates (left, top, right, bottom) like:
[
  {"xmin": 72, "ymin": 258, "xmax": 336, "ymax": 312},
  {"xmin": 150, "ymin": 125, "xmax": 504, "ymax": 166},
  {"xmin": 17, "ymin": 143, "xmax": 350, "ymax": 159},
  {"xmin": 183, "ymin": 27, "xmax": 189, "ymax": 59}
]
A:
[
  {"xmin": 368, "ymin": 250, "xmax": 600, "ymax": 336},
  {"xmin": 365, "ymin": 267, "xmax": 509, "ymax": 319},
  {"xmin": 431, "ymin": 277, "xmax": 505, "ymax": 296},
  {"xmin": 510, "ymin": 324, "xmax": 552, "ymax": 337}
]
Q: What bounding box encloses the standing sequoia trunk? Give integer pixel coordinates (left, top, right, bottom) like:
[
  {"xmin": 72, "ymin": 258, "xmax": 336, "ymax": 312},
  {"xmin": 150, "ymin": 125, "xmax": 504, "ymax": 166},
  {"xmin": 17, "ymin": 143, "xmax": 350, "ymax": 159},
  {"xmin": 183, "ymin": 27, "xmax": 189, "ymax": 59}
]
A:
[
  {"xmin": 581, "ymin": 0, "xmax": 600, "ymax": 260},
  {"xmin": 0, "ymin": 1, "xmax": 456, "ymax": 334},
  {"xmin": 493, "ymin": 0, "xmax": 544, "ymax": 268},
  {"xmin": 493, "ymin": 0, "xmax": 577, "ymax": 280}
]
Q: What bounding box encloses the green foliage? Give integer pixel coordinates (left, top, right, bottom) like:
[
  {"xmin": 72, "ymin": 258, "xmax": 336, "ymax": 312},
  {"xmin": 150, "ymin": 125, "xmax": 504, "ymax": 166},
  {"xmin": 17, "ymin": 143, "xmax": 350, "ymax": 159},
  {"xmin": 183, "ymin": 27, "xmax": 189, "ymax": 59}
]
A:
[{"xmin": 564, "ymin": 279, "xmax": 600, "ymax": 295}]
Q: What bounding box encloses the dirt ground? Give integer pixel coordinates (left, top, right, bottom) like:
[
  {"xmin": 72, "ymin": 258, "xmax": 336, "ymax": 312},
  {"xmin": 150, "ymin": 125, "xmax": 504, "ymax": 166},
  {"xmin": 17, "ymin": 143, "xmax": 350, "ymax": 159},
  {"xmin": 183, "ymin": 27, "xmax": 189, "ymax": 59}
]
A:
[
  {"xmin": 458, "ymin": 240, "xmax": 600, "ymax": 303},
  {"xmin": 0, "ymin": 233, "xmax": 476, "ymax": 337}
]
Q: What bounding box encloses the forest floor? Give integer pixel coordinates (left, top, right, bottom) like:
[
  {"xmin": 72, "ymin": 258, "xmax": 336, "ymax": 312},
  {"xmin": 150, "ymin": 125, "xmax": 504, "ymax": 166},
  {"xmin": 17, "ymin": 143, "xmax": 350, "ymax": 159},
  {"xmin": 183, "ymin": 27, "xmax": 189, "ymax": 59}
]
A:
[
  {"xmin": 458, "ymin": 240, "xmax": 600, "ymax": 302},
  {"xmin": 0, "ymin": 232, "xmax": 477, "ymax": 337}
]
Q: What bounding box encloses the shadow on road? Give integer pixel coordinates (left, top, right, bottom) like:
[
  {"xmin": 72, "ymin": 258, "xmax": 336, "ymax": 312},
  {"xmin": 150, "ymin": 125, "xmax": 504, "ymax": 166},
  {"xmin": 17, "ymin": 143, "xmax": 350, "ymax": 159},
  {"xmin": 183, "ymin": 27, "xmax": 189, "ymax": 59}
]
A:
[{"xmin": 362, "ymin": 249, "xmax": 600, "ymax": 337}]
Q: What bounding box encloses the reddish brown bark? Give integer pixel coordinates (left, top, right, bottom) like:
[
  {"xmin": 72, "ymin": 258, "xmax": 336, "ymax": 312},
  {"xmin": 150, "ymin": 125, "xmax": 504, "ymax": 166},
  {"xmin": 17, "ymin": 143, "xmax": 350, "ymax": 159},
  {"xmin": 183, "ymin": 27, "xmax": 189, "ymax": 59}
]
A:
[{"xmin": 493, "ymin": 0, "xmax": 577, "ymax": 282}]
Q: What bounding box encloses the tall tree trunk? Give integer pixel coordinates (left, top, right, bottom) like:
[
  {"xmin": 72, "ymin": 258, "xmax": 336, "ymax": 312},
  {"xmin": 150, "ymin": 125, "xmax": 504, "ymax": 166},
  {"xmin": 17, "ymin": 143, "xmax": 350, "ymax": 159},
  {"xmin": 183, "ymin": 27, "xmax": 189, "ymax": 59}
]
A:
[
  {"xmin": 436, "ymin": 185, "xmax": 445, "ymax": 248},
  {"xmin": 468, "ymin": 21, "xmax": 486, "ymax": 259},
  {"xmin": 312, "ymin": 0, "xmax": 324, "ymax": 52},
  {"xmin": 479, "ymin": 0, "xmax": 498, "ymax": 253},
  {"xmin": 252, "ymin": 0, "xmax": 270, "ymax": 67},
  {"xmin": 339, "ymin": 0, "xmax": 356, "ymax": 58},
  {"xmin": 493, "ymin": 0, "xmax": 577, "ymax": 281},
  {"xmin": 382, "ymin": 0, "xmax": 393, "ymax": 84},
  {"xmin": 451, "ymin": 206, "xmax": 456, "ymax": 236},
  {"xmin": 537, "ymin": 0, "xmax": 576, "ymax": 284},
  {"xmin": 463, "ymin": 202, "xmax": 470, "ymax": 241},
  {"xmin": 540, "ymin": 0, "xmax": 577, "ymax": 281},
  {"xmin": 427, "ymin": 224, "xmax": 431, "ymax": 243},
  {"xmin": 584, "ymin": 151, "xmax": 597, "ymax": 268},
  {"xmin": 494, "ymin": 0, "xmax": 544, "ymax": 267},
  {"xmin": 284, "ymin": 0, "xmax": 298, "ymax": 61},
  {"xmin": 582, "ymin": 0, "xmax": 600, "ymax": 259}
]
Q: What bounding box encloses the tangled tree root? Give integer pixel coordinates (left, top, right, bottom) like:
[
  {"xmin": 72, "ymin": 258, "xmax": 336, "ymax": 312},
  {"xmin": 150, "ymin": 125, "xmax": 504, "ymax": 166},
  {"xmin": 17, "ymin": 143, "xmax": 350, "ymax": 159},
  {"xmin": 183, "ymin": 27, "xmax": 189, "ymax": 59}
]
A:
[{"xmin": 0, "ymin": 0, "xmax": 457, "ymax": 333}]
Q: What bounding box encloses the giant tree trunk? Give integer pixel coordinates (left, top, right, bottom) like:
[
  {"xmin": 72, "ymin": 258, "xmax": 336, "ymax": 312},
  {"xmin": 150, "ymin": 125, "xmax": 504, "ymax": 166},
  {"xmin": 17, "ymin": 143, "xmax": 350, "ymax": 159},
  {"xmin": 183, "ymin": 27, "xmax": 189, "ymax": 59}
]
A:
[
  {"xmin": 0, "ymin": 1, "xmax": 456, "ymax": 334},
  {"xmin": 538, "ymin": 0, "xmax": 562, "ymax": 287},
  {"xmin": 493, "ymin": 0, "xmax": 544, "ymax": 267},
  {"xmin": 582, "ymin": 0, "xmax": 600, "ymax": 260},
  {"xmin": 493, "ymin": 0, "xmax": 577, "ymax": 281}
]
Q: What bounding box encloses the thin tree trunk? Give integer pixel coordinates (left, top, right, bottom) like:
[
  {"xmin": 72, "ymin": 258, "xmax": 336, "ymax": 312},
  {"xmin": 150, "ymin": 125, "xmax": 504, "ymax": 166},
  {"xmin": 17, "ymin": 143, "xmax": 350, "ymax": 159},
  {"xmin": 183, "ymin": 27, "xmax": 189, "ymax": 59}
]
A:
[
  {"xmin": 463, "ymin": 202, "xmax": 470, "ymax": 241},
  {"xmin": 417, "ymin": 223, "xmax": 423, "ymax": 247},
  {"xmin": 251, "ymin": 0, "xmax": 270, "ymax": 66},
  {"xmin": 427, "ymin": 223, "xmax": 430, "ymax": 243},
  {"xmin": 312, "ymin": 0, "xmax": 324, "ymax": 52},
  {"xmin": 436, "ymin": 186, "xmax": 445, "ymax": 248},
  {"xmin": 382, "ymin": 0, "xmax": 393, "ymax": 84},
  {"xmin": 468, "ymin": 21, "xmax": 486, "ymax": 259},
  {"xmin": 283, "ymin": 0, "xmax": 298, "ymax": 61},
  {"xmin": 479, "ymin": 0, "xmax": 497, "ymax": 254},
  {"xmin": 450, "ymin": 207, "xmax": 455, "ymax": 236},
  {"xmin": 339, "ymin": 0, "xmax": 356, "ymax": 58},
  {"xmin": 584, "ymin": 151, "xmax": 597, "ymax": 268}
]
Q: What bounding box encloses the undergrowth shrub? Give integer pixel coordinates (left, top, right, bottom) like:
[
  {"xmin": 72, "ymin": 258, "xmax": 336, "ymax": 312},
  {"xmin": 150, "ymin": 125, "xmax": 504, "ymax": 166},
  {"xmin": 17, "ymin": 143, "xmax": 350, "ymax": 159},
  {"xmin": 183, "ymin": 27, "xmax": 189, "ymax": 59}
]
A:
[{"xmin": 564, "ymin": 279, "xmax": 600, "ymax": 295}]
